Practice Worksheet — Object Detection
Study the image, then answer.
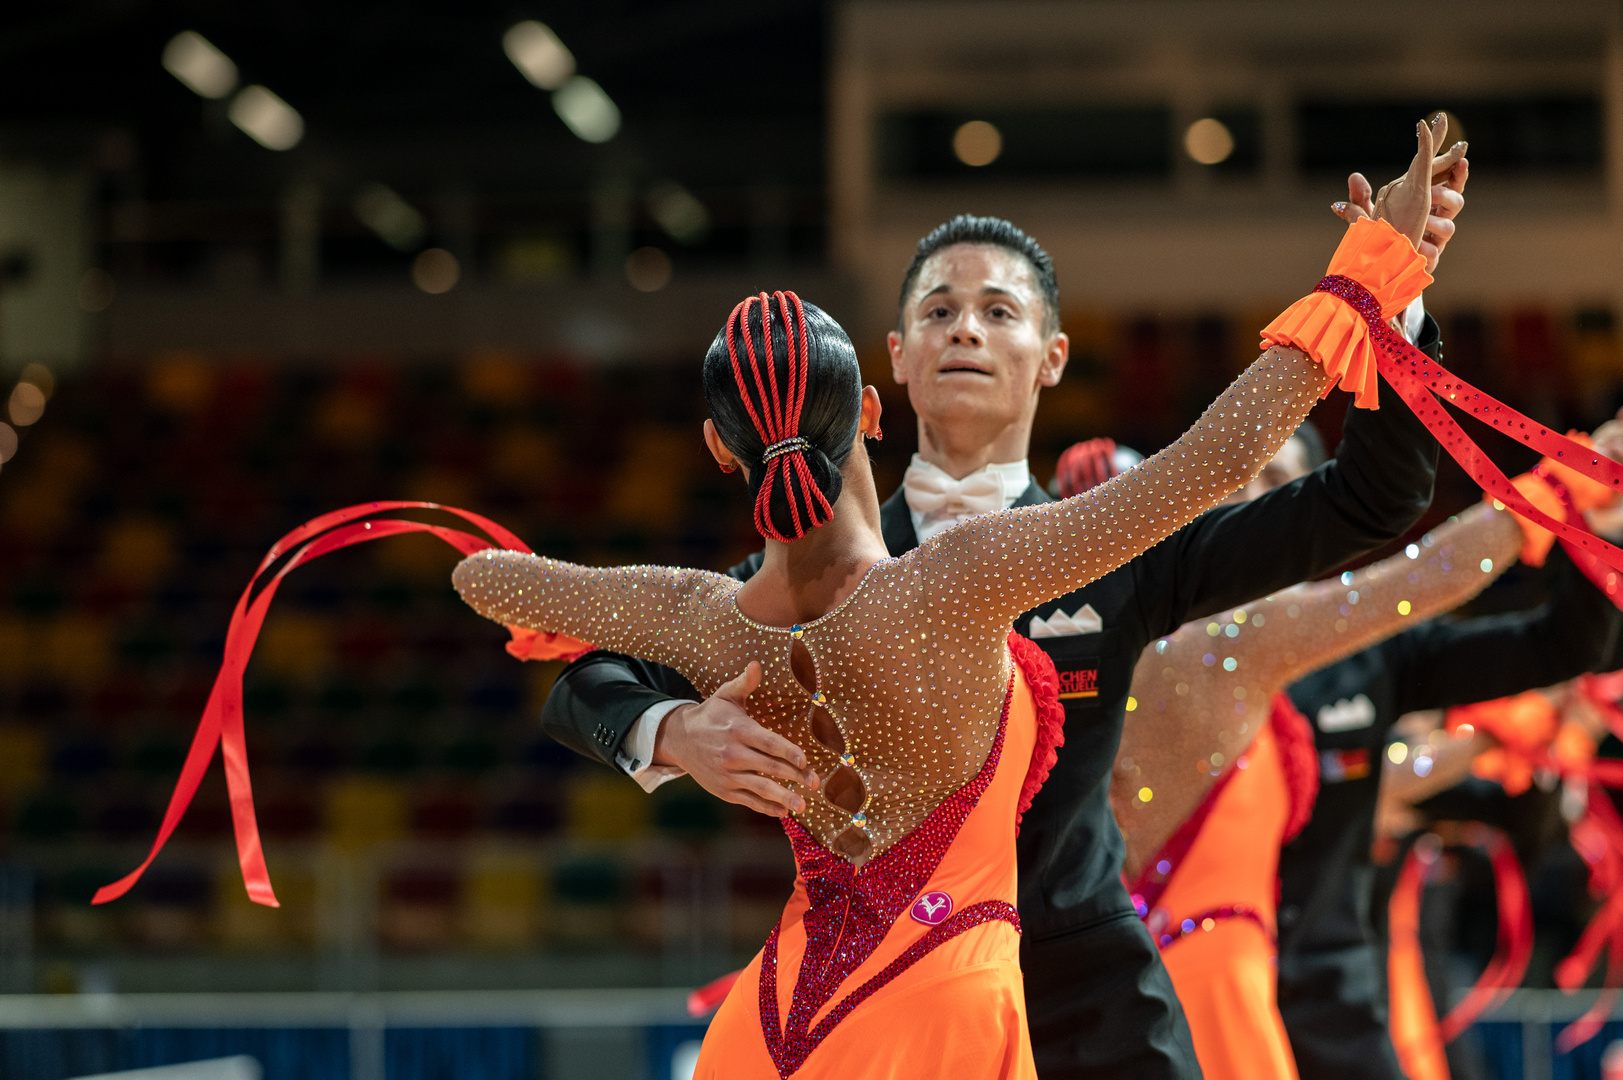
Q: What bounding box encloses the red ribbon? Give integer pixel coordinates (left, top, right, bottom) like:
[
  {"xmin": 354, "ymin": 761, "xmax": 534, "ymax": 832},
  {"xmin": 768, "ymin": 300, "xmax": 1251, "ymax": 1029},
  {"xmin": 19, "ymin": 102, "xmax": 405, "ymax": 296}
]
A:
[
  {"xmin": 1437, "ymin": 826, "xmax": 1534, "ymax": 1041},
  {"xmin": 1317, "ymin": 274, "xmax": 1623, "ymax": 575},
  {"xmin": 93, "ymin": 502, "xmax": 530, "ymax": 908}
]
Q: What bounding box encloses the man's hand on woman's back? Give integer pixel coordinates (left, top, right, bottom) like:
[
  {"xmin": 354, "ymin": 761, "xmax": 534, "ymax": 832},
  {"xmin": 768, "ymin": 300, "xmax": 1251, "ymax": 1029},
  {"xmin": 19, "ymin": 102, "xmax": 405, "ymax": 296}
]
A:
[{"xmin": 653, "ymin": 661, "xmax": 823, "ymax": 816}]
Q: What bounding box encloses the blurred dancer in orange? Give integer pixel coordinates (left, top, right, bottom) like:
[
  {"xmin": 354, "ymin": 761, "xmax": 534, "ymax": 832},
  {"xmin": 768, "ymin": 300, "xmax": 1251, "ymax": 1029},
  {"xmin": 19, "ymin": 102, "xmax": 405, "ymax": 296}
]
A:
[{"xmin": 1095, "ymin": 420, "xmax": 1623, "ymax": 1080}]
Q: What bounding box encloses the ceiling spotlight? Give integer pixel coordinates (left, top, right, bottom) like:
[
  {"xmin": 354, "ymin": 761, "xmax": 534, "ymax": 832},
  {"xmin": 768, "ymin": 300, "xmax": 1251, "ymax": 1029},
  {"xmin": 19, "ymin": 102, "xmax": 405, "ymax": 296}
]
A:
[
  {"xmin": 953, "ymin": 121, "xmax": 1002, "ymax": 167},
  {"xmin": 229, "ymin": 85, "xmax": 304, "ymax": 151},
  {"xmin": 1184, "ymin": 118, "xmax": 1235, "ymax": 165},
  {"xmin": 354, "ymin": 184, "xmax": 426, "ymax": 251},
  {"xmin": 648, "ymin": 183, "xmax": 710, "ymax": 244},
  {"xmin": 553, "ymin": 76, "xmax": 620, "ymax": 143},
  {"xmin": 162, "ymin": 31, "xmax": 239, "ymax": 99},
  {"xmin": 504, "ymin": 21, "xmax": 575, "ymax": 91}
]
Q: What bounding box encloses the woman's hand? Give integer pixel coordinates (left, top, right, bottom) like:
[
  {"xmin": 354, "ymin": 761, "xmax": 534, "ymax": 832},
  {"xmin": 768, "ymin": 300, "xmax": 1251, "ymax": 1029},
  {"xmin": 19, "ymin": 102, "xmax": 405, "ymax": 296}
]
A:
[{"xmin": 1333, "ymin": 112, "xmax": 1468, "ymax": 268}]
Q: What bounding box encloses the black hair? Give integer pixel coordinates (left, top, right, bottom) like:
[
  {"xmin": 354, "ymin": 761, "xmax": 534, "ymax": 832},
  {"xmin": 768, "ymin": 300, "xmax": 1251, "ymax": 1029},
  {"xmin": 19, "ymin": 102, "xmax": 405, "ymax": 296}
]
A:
[
  {"xmin": 896, "ymin": 214, "xmax": 1060, "ymax": 334},
  {"xmin": 703, "ymin": 292, "xmax": 862, "ymax": 542},
  {"xmin": 1291, "ymin": 420, "xmax": 1328, "ymax": 471}
]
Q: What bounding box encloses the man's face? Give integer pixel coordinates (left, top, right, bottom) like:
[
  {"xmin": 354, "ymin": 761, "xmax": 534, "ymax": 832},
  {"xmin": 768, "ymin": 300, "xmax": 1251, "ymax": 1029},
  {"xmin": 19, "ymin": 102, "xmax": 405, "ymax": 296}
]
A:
[
  {"xmin": 1225, "ymin": 436, "xmax": 1313, "ymax": 504},
  {"xmin": 887, "ymin": 244, "xmax": 1067, "ymax": 434}
]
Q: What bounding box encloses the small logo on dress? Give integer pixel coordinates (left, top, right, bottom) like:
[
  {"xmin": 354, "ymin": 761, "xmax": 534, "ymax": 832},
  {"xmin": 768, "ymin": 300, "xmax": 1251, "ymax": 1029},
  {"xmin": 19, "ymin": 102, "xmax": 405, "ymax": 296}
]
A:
[{"xmin": 911, "ymin": 891, "xmax": 954, "ymax": 926}]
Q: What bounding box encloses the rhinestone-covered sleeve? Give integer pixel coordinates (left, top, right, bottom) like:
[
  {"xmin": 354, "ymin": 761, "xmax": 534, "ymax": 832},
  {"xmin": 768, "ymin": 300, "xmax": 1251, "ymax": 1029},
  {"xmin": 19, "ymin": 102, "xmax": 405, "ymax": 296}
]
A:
[
  {"xmin": 1113, "ymin": 503, "xmax": 1523, "ymax": 876},
  {"xmin": 930, "ymin": 346, "xmax": 1330, "ymax": 623},
  {"xmin": 451, "ymin": 549, "xmax": 728, "ymax": 676}
]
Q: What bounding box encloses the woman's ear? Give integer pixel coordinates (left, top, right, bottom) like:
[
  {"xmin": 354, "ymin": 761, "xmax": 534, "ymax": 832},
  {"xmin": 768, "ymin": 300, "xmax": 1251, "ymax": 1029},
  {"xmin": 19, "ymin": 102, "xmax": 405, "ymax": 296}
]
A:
[
  {"xmin": 858, "ymin": 385, "xmax": 883, "ymax": 439},
  {"xmin": 704, "ymin": 419, "xmax": 743, "ymax": 476}
]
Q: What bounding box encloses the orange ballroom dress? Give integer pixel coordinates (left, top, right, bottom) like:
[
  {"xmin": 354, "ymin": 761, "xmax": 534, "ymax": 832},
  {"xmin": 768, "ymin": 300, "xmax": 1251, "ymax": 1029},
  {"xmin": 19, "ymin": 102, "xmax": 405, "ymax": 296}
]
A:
[
  {"xmin": 1132, "ymin": 699, "xmax": 1315, "ymax": 1080},
  {"xmin": 695, "ymin": 637, "xmax": 1046, "ymax": 1080}
]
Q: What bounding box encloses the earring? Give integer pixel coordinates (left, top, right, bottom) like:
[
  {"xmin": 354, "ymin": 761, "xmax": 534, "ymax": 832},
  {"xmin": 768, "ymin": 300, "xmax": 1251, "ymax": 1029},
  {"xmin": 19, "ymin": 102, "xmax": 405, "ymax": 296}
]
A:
[
  {"xmin": 869, "ymin": 425, "xmax": 883, "ymax": 442},
  {"xmin": 719, "ymin": 462, "xmax": 737, "ymax": 473}
]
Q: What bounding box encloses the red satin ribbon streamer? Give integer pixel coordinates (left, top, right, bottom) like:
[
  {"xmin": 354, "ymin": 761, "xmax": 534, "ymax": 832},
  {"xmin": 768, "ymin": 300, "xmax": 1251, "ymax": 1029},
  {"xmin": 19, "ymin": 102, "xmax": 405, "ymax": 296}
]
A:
[
  {"xmin": 1320, "ymin": 274, "xmax": 1623, "ymax": 575},
  {"xmin": 1438, "ymin": 827, "xmax": 1534, "ymax": 1042},
  {"xmin": 1388, "ymin": 826, "xmax": 1532, "ymax": 1078},
  {"xmin": 1555, "ymin": 783, "xmax": 1623, "ymax": 1052},
  {"xmin": 687, "ymin": 969, "xmax": 743, "ymax": 1017},
  {"xmin": 93, "ymin": 502, "xmax": 530, "ymax": 908},
  {"xmin": 1388, "ymin": 836, "xmax": 1450, "ymax": 1080}
]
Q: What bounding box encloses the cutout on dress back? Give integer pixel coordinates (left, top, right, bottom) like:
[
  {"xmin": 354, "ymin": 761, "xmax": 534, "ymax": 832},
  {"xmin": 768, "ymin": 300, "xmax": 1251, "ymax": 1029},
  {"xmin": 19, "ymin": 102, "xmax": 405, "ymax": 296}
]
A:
[
  {"xmin": 831, "ymin": 825, "xmax": 874, "ymax": 860},
  {"xmin": 824, "ymin": 766, "xmax": 866, "ymax": 813},
  {"xmin": 789, "ymin": 638, "xmax": 818, "ymax": 692},
  {"xmin": 810, "ymin": 704, "xmax": 844, "ymax": 754}
]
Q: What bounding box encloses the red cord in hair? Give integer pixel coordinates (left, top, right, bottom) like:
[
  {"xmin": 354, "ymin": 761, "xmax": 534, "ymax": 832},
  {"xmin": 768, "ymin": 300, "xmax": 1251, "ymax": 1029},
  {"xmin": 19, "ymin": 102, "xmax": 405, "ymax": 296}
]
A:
[{"xmin": 723, "ymin": 291, "xmax": 835, "ymax": 542}]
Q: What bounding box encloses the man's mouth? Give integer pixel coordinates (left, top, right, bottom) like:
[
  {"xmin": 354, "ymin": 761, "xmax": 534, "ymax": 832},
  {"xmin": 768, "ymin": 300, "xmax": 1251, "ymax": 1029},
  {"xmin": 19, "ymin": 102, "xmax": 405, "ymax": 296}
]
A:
[{"xmin": 937, "ymin": 362, "xmax": 992, "ymax": 376}]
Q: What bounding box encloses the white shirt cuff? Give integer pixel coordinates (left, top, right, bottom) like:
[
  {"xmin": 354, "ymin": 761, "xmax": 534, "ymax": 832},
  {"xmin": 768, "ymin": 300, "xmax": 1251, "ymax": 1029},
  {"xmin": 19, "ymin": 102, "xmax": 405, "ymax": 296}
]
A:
[
  {"xmin": 614, "ymin": 699, "xmax": 693, "ymax": 792},
  {"xmin": 1402, "ymin": 296, "xmax": 1426, "ymax": 344}
]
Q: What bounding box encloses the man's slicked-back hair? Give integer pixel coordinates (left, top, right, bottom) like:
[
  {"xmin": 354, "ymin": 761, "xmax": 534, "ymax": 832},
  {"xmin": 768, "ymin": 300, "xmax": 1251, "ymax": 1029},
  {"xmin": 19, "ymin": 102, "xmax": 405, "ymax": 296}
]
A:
[{"xmin": 896, "ymin": 214, "xmax": 1060, "ymax": 335}]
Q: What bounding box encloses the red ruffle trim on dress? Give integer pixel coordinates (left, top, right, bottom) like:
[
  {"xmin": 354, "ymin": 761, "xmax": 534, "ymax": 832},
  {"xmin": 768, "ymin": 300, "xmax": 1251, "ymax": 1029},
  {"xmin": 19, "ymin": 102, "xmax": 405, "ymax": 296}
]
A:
[
  {"xmin": 1007, "ymin": 631, "xmax": 1066, "ymax": 837},
  {"xmin": 1268, "ymin": 692, "xmax": 1320, "ymax": 844}
]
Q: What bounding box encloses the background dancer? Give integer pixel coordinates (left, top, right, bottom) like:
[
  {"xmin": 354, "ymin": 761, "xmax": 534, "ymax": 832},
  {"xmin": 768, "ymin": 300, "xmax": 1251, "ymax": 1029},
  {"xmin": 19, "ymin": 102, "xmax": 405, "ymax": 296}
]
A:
[{"xmin": 1101, "ymin": 420, "xmax": 1623, "ymax": 1080}]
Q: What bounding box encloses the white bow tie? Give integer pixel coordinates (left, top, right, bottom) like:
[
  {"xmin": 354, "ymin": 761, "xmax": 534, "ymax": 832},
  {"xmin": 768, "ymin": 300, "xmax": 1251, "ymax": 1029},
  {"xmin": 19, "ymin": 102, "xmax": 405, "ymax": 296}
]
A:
[{"xmin": 903, "ymin": 464, "xmax": 1007, "ymax": 516}]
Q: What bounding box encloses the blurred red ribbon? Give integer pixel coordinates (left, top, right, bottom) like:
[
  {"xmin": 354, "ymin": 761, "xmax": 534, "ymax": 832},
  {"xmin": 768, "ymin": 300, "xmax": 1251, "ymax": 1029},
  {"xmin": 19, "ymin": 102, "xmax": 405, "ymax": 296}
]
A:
[{"xmin": 93, "ymin": 501, "xmax": 541, "ymax": 908}]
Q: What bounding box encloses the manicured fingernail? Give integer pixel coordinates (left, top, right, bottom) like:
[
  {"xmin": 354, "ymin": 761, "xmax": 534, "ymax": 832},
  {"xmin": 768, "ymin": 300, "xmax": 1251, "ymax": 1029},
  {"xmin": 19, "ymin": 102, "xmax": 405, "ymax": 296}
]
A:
[
  {"xmin": 1331, "ymin": 201, "xmax": 1347, "ymax": 214},
  {"xmin": 1416, "ymin": 121, "xmax": 1425, "ymax": 135},
  {"xmin": 1433, "ymin": 112, "xmax": 1445, "ymax": 123}
]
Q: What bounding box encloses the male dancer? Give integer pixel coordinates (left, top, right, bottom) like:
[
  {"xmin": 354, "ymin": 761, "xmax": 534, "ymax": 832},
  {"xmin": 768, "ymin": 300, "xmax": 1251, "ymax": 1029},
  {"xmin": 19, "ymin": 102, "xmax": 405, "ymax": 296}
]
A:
[{"xmin": 541, "ymin": 138, "xmax": 1465, "ymax": 1079}]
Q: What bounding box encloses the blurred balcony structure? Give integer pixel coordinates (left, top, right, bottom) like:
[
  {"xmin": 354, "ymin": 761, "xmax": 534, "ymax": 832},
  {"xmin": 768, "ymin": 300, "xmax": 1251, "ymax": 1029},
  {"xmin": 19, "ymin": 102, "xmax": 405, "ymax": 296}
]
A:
[{"xmin": 830, "ymin": 0, "xmax": 1623, "ymax": 331}]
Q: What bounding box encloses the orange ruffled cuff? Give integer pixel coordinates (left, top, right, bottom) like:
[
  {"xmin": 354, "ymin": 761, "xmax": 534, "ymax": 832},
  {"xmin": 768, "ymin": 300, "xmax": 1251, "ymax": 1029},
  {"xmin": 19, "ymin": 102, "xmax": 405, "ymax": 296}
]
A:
[
  {"xmin": 1493, "ymin": 433, "xmax": 1619, "ymax": 567},
  {"xmin": 1260, "ymin": 218, "xmax": 1433, "ymax": 410},
  {"xmin": 505, "ymin": 625, "xmax": 594, "ymax": 663},
  {"xmin": 1447, "ymin": 691, "xmax": 1559, "ymax": 796}
]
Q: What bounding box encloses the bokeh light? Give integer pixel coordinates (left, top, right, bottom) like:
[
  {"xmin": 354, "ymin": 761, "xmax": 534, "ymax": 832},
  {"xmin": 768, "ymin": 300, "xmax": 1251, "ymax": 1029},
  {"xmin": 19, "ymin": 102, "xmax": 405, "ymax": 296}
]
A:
[
  {"xmin": 553, "ymin": 76, "xmax": 620, "ymax": 143},
  {"xmin": 953, "ymin": 120, "xmax": 1002, "ymax": 167},
  {"xmin": 412, "ymin": 249, "xmax": 460, "ymax": 294},
  {"xmin": 228, "ymin": 85, "xmax": 304, "ymax": 151},
  {"xmin": 161, "ymin": 31, "xmax": 238, "ymax": 100},
  {"xmin": 8, "ymin": 382, "xmax": 45, "ymax": 426},
  {"xmin": 625, "ymin": 247, "xmax": 672, "ymax": 292},
  {"xmin": 1184, "ymin": 118, "xmax": 1235, "ymax": 165}
]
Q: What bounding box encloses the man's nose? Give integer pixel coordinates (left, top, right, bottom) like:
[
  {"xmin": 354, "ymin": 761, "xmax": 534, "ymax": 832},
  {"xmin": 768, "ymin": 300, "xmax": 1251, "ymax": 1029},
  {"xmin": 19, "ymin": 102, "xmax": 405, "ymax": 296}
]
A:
[{"xmin": 949, "ymin": 312, "xmax": 984, "ymax": 346}]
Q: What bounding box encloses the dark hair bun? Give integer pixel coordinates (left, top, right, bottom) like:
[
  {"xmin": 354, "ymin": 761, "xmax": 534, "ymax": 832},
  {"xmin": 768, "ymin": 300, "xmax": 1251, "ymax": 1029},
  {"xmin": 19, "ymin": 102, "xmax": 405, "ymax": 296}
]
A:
[{"xmin": 702, "ymin": 293, "xmax": 861, "ymax": 543}]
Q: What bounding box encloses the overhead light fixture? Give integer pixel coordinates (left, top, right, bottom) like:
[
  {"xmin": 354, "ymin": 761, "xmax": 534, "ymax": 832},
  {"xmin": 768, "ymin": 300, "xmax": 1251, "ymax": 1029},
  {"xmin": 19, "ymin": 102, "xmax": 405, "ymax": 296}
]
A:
[
  {"xmin": 162, "ymin": 31, "xmax": 239, "ymax": 99},
  {"xmin": 648, "ymin": 183, "xmax": 710, "ymax": 244},
  {"xmin": 353, "ymin": 184, "xmax": 426, "ymax": 251},
  {"xmin": 229, "ymin": 85, "xmax": 304, "ymax": 151},
  {"xmin": 503, "ymin": 21, "xmax": 575, "ymax": 91},
  {"xmin": 1184, "ymin": 118, "xmax": 1234, "ymax": 165},
  {"xmin": 552, "ymin": 76, "xmax": 620, "ymax": 143}
]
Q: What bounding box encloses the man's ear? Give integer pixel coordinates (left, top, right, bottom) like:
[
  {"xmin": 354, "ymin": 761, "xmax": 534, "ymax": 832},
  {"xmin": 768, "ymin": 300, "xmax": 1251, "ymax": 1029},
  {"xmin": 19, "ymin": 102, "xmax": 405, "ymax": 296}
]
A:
[
  {"xmin": 887, "ymin": 330, "xmax": 909, "ymax": 385},
  {"xmin": 858, "ymin": 385, "xmax": 883, "ymax": 438},
  {"xmin": 1038, "ymin": 331, "xmax": 1071, "ymax": 388},
  {"xmin": 704, "ymin": 419, "xmax": 742, "ymax": 475}
]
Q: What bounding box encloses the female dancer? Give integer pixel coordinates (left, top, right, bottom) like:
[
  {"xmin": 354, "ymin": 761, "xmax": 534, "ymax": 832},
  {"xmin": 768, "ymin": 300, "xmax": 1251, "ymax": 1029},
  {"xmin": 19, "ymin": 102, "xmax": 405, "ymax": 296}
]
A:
[
  {"xmin": 450, "ymin": 133, "xmax": 1440, "ymax": 1076},
  {"xmin": 1111, "ymin": 425, "xmax": 1623, "ymax": 1080}
]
